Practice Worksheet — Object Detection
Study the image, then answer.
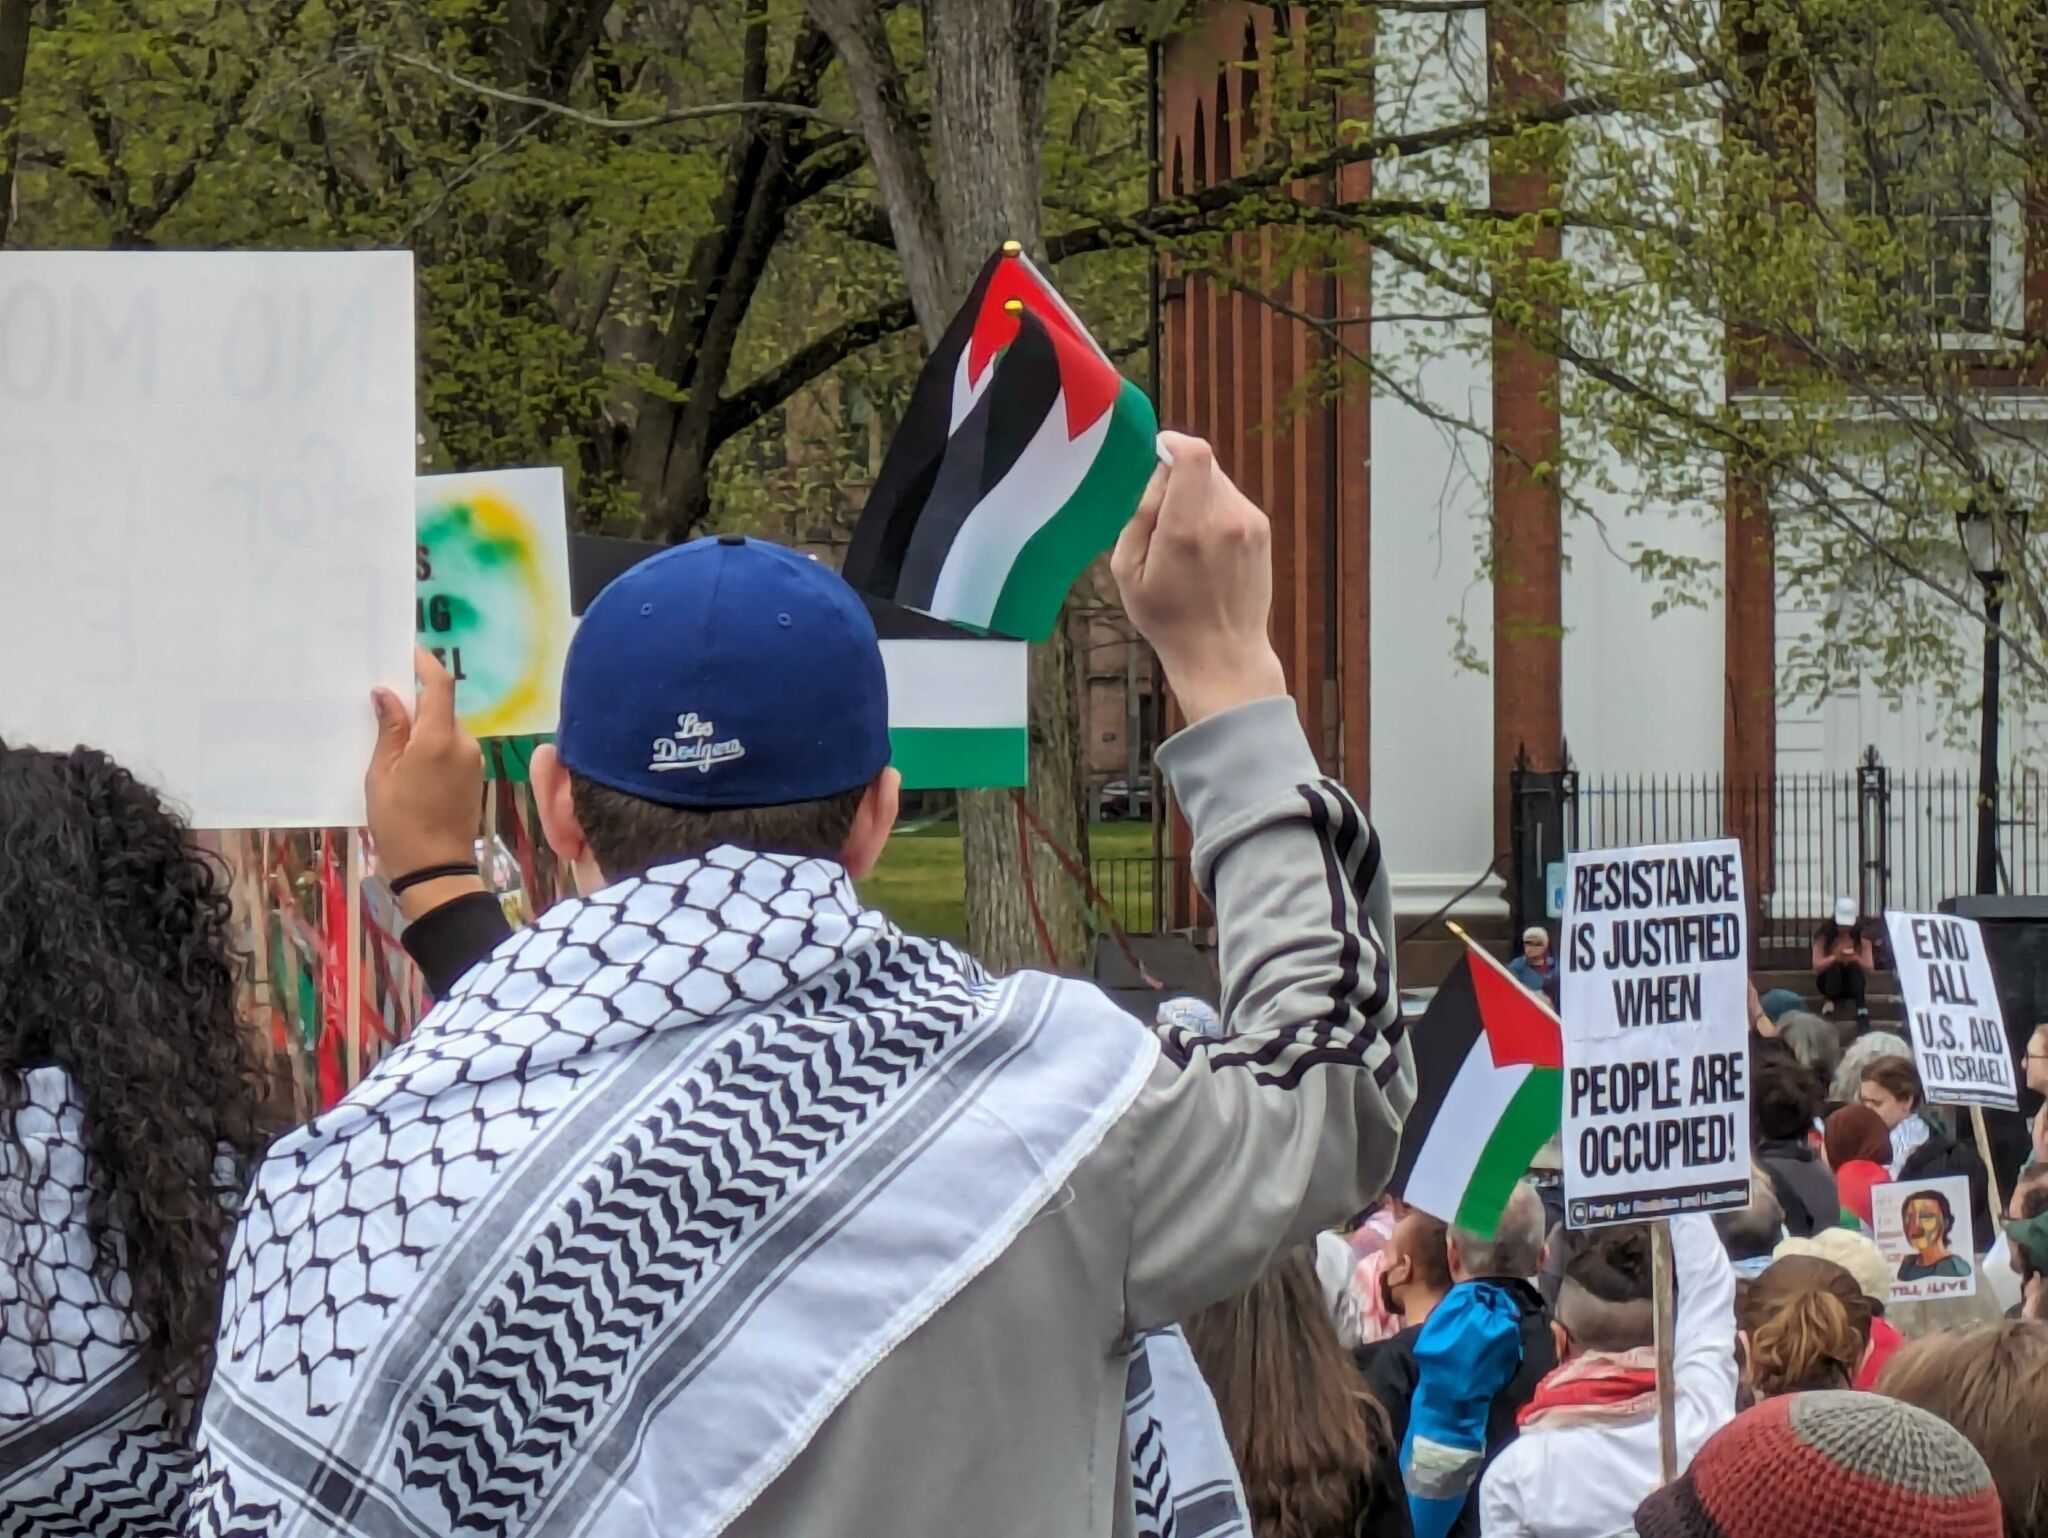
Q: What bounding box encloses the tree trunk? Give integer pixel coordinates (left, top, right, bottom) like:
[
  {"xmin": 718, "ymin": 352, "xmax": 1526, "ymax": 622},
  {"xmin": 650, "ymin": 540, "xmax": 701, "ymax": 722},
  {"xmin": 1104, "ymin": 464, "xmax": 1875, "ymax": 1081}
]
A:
[
  {"xmin": 0, "ymin": 0, "xmax": 33, "ymax": 250},
  {"xmin": 923, "ymin": 0, "xmax": 1088, "ymax": 975},
  {"xmin": 808, "ymin": 0, "xmax": 1093, "ymax": 973}
]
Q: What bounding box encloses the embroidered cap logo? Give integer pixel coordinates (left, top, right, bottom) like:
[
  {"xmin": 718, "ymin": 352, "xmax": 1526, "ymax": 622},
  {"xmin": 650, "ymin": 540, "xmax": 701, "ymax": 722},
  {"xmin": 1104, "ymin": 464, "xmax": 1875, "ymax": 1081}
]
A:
[{"xmin": 649, "ymin": 712, "xmax": 747, "ymax": 774}]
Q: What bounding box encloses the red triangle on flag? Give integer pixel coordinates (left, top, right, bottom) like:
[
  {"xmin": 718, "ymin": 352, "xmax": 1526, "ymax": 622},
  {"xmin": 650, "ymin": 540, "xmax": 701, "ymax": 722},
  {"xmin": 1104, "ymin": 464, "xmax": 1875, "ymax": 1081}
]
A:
[
  {"xmin": 1467, "ymin": 947, "xmax": 1565, "ymax": 1071},
  {"xmin": 965, "ymin": 255, "xmax": 1120, "ymax": 437}
]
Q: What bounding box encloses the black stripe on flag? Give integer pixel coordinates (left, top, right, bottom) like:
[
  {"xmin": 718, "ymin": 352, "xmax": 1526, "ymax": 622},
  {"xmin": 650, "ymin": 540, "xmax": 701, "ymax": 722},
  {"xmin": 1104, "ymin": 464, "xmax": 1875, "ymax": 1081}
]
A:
[
  {"xmin": 1388, "ymin": 954, "xmax": 1484, "ymax": 1197},
  {"xmin": 842, "ymin": 250, "xmax": 1006, "ymax": 603},
  {"xmin": 892, "ymin": 307, "xmax": 1062, "ymax": 615}
]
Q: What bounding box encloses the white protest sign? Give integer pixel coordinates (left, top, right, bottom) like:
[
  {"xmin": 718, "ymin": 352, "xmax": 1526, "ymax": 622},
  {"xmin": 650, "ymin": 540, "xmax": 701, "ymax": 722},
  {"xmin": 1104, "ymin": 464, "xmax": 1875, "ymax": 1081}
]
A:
[
  {"xmin": 0, "ymin": 253, "xmax": 416, "ymax": 828},
  {"xmin": 1883, "ymin": 911, "xmax": 2017, "ymax": 1111},
  {"xmin": 1560, "ymin": 839, "xmax": 1752, "ymax": 1228},
  {"xmin": 1872, "ymin": 1175, "xmax": 1978, "ymax": 1304}
]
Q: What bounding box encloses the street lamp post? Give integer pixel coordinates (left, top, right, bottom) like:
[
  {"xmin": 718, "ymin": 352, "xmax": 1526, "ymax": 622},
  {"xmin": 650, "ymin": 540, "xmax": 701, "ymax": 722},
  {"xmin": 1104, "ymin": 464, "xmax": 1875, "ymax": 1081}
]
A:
[{"xmin": 1957, "ymin": 503, "xmax": 2029, "ymax": 896}]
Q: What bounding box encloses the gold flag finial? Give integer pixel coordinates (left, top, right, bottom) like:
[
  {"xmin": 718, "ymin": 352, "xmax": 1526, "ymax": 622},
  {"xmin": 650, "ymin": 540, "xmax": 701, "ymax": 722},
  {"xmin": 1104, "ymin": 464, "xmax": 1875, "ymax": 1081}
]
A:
[
  {"xmin": 1004, "ymin": 298, "xmax": 1024, "ymax": 315},
  {"xmin": 1002, "ymin": 239, "xmax": 1023, "ymax": 256}
]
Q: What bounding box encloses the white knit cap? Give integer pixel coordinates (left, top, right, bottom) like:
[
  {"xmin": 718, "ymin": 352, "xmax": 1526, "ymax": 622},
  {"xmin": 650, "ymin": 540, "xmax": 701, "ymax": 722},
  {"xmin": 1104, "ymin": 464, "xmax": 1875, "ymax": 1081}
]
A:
[{"xmin": 1774, "ymin": 1227, "xmax": 1890, "ymax": 1307}]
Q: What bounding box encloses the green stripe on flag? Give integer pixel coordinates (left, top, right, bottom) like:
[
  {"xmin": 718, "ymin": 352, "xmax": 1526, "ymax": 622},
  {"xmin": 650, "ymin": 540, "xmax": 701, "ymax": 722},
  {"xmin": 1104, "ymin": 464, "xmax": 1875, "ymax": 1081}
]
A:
[
  {"xmin": 889, "ymin": 726, "xmax": 1029, "ymax": 789},
  {"xmin": 1453, "ymin": 1066, "xmax": 1563, "ymax": 1237},
  {"xmin": 988, "ymin": 380, "xmax": 1159, "ymax": 643}
]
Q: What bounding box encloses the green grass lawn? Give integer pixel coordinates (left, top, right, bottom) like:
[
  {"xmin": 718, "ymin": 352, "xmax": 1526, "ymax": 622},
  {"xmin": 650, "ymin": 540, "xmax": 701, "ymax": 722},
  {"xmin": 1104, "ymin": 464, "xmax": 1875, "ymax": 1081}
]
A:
[{"xmin": 861, "ymin": 816, "xmax": 1159, "ymax": 941}]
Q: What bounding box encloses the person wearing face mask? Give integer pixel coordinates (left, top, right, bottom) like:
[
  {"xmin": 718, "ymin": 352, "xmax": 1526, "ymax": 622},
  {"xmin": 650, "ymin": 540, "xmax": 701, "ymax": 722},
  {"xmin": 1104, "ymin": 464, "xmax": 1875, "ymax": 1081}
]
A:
[{"xmin": 1355, "ymin": 1184, "xmax": 1555, "ymax": 1538}]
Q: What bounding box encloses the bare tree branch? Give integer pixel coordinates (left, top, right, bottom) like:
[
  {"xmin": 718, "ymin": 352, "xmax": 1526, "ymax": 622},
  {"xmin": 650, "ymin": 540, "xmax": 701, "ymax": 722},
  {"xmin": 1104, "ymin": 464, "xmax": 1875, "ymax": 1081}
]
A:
[
  {"xmin": 715, "ymin": 296, "xmax": 918, "ymax": 440},
  {"xmin": 805, "ymin": 0, "xmax": 951, "ymax": 337},
  {"xmin": 367, "ymin": 47, "xmax": 849, "ymax": 131}
]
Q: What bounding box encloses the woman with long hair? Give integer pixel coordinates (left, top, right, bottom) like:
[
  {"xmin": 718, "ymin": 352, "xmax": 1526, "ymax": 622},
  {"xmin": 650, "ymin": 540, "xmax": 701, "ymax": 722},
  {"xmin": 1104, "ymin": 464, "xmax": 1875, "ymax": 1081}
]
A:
[
  {"xmin": 1184, "ymin": 1245, "xmax": 1412, "ymax": 1538},
  {"xmin": 0, "ymin": 744, "xmax": 268, "ymax": 1532}
]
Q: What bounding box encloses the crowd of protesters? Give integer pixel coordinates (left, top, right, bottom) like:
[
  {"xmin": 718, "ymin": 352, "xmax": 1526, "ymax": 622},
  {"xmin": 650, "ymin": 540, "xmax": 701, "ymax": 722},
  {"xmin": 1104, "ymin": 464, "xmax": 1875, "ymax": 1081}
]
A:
[{"xmin": 5, "ymin": 434, "xmax": 2048, "ymax": 1538}]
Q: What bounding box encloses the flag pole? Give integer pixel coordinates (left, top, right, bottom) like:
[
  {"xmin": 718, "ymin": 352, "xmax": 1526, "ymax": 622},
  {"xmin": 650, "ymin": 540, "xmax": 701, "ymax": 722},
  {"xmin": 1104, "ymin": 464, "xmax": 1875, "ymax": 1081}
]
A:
[
  {"xmin": 1971, "ymin": 1105, "xmax": 2006, "ymax": 1237},
  {"xmin": 1446, "ymin": 921, "xmax": 1564, "ymax": 1026},
  {"xmin": 1651, "ymin": 1221, "xmax": 1679, "ymax": 1486}
]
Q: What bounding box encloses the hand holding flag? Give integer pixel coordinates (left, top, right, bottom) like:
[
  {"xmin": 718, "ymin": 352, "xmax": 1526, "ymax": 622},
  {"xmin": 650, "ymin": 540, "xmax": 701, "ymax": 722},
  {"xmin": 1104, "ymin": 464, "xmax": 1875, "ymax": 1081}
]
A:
[{"xmin": 1111, "ymin": 432, "xmax": 1288, "ymax": 725}]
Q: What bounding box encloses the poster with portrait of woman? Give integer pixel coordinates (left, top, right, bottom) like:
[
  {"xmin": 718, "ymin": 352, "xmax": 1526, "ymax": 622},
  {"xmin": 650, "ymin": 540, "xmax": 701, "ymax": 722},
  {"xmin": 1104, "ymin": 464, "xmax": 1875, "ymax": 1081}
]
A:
[{"xmin": 1872, "ymin": 1175, "xmax": 1978, "ymax": 1303}]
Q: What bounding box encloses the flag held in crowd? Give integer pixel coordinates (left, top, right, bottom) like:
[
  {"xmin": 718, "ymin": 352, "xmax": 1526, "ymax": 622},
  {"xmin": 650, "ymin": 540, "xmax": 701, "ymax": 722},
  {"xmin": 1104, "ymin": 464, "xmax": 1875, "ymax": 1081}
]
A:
[
  {"xmin": 1392, "ymin": 946, "xmax": 1564, "ymax": 1238},
  {"xmin": 843, "ymin": 244, "xmax": 1160, "ymax": 643}
]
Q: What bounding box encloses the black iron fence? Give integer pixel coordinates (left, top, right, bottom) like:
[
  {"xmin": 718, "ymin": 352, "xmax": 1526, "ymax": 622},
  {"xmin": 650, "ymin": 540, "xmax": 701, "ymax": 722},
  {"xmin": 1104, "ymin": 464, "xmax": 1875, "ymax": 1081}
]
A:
[
  {"xmin": 1537, "ymin": 751, "xmax": 2048, "ymax": 958},
  {"xmin": 1088, "ymin": 854, "xmax": 1193, "ymax": 936}
]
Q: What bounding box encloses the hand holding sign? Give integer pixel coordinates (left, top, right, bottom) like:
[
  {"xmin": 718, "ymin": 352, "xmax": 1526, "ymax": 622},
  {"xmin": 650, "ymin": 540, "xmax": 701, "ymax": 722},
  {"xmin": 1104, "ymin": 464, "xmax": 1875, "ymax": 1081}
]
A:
[
  {"xmin": 366, "ymin": 647, "xmax": 485, "ymax": 918},
  {"xmin": 1111, "ymin": 432, "xmax": 1287, "ymax": 725}
]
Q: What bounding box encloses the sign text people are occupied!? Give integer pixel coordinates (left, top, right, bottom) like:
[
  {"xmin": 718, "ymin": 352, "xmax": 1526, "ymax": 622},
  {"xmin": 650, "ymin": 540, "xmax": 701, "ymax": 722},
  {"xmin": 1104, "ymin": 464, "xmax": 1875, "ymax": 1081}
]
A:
[{"xmin": 1560, "ymin": 839, "xmax": 1752, "ymax": 1228}]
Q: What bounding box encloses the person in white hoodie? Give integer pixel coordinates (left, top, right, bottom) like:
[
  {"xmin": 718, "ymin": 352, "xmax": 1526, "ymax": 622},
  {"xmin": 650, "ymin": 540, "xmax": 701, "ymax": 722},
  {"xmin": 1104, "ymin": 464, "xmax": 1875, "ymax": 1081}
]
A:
[{"xmin": 1477, "ymin": 1214, "xmax": 1735, "ymax": 1538}]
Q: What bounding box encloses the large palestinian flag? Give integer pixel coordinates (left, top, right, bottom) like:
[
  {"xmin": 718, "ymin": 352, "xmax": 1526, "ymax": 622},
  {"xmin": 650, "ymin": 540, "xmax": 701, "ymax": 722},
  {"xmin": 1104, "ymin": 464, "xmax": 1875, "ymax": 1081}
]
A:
[
  {"xmin": 1393, "ymin": 947, "xmax": 1564, "ymax": 1238},
  {"xmin": 844, "ymin": 247, "xmax": 1159, "ymax": 643}
]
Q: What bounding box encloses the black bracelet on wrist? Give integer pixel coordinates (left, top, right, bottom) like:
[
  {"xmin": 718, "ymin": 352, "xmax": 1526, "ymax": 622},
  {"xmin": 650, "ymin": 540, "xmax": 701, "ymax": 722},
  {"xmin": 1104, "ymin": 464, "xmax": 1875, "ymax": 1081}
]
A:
[{"xmin": 388, "ymin": 862, "xmax": 481, "ymax": 897}]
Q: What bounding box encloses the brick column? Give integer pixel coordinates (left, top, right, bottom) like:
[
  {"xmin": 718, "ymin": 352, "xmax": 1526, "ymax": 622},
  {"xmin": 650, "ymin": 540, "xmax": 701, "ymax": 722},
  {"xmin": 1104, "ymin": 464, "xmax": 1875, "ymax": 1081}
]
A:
[
  {"xmin": 1489, "ymin": 1, "xmax": 1565, "ymax": 855},
  {"xmin": 1725, "ymin": 462, "xmax": 1776, "ymax": 923}
]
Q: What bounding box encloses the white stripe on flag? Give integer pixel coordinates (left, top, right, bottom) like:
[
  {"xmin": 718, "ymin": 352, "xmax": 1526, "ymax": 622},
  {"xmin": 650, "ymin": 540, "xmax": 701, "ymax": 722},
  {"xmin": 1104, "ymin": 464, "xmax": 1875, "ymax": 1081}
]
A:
[
  {"xmin": 928, "ymin": 393, "xmax": 1110, "ymax": 631},
  {"xmin": 950, "ymin": 345, "xmax": 995, "ymax": 435},
  {"xmin": 881, "ymin": 639, "xmax": 1028, "ymax": 731},
  {"xmin": 1402, "ymin": 1045, "xmax": 1531, "ymax": 1229}
]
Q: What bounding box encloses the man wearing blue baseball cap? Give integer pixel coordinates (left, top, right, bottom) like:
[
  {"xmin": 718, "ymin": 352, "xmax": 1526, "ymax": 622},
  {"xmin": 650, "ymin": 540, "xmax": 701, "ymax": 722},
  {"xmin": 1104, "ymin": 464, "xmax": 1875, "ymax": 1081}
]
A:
[{"xmin": 193, "ymin": 435, "xmax": 1413, "ymax": 1538}]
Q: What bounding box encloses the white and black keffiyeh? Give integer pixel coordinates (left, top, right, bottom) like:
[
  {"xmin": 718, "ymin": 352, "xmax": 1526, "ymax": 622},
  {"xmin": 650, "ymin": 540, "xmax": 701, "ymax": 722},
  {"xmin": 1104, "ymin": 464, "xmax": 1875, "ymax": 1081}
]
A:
[
  {"xmin": 190, "ymin": 848, "xmax": 1246, "ymax": 1538},
  {"xmin": 0, "ymin": 1067, "xmax": 193, "ymax": 1538},
  {"xmin": 1127, "ymin": 1328, "xmax": 1251, "ymax": 1538}
]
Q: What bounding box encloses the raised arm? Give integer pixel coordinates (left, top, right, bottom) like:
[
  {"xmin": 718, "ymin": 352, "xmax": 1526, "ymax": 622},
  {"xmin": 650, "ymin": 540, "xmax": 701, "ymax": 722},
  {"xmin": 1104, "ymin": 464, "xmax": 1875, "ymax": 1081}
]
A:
[
  {"xmin": 366, "ymin": 648, "xmax": 509, "ymax": 993},
  {"xmin": 1668, "ymin": 1212, "xmax": 1739, "ymax": 1439},
  {"xmin": 1108, "ymin": 436, "xmax": 1412, "ymax": 1329}
]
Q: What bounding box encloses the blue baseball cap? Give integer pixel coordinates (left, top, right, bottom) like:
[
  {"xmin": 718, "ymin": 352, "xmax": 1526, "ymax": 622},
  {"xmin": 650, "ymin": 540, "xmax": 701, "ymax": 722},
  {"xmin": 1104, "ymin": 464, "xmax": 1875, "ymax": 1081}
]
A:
[{"xmin": 555, "ymin": 536, "xmax": 890, "ymax": 808}]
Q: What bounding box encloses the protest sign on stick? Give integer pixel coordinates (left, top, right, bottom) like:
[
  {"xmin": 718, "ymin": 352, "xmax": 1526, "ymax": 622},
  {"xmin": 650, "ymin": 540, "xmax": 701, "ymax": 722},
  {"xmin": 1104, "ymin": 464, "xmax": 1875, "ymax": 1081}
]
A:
[
  {"xmin": 1884, "ymin": 909, "xmax": 2016, "ymax": 1231},
  {"xmin": 1883, "ymin": 911, "xmax": 2018, "ymax": 1110},
  {"xmin": 1559, "ymin": 839, "xmax": 1752, "ymax": 1228},
  {"xmin": 1872, "ymin": 1175, "xmax": 1978, "ymax": 1305},
  {"xmin": 0, "ymin": 252, "xmax": 417, "ymax": 828},
  {"xmin": 416, "ymin": 468, "xmax": 573, "ymax": 741}
]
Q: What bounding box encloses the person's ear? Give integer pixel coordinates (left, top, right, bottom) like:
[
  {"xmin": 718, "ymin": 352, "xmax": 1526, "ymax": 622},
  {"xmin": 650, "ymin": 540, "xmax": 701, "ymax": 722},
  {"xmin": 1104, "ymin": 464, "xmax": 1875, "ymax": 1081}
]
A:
[
  {"xmin": 1445, "ymin": 1232, "xmax": 1466, "ymax": 1281},
  {"xmin": 839, "ymin": 768, "xmax": 901, "ymax": 880},
  {"xmin": 530, "ymin": 746, "xmax": 602, "ymax": 885},
  {"xmin": 1550, "ymin": 1319, "xmax": 1571, "ymax": 1360}
]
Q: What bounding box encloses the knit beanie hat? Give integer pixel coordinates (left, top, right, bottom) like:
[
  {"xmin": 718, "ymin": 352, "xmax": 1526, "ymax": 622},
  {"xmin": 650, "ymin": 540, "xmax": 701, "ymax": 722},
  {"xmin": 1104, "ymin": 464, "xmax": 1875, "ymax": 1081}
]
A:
[
  {"xmin": 1633, "ymin": 1392, "xmax": 2002, "ymax": 1538},
  {"xmin": 1773, "ymin": 1228, "xmax": 1891, "ymax": 1311}
]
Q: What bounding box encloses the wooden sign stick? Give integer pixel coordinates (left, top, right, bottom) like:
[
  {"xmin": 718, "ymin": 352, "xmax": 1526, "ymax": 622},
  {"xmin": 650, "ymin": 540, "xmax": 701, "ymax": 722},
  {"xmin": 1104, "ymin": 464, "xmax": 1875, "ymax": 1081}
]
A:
[{"xmin": 1652, "ymin": 1220, "xmax": 1679, "ymax": 1486}]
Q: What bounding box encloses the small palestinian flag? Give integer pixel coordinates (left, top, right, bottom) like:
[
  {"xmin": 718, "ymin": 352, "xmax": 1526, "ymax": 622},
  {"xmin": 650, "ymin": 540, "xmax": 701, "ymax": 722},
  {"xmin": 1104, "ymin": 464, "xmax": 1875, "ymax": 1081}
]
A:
[
  {"xmin": 845, "ymin": 246, "xmax": 1159, "ymax": 642},
  {"xmin": 1393, "ymin": 947, "xmax": 1563, "ymax": 1238}
]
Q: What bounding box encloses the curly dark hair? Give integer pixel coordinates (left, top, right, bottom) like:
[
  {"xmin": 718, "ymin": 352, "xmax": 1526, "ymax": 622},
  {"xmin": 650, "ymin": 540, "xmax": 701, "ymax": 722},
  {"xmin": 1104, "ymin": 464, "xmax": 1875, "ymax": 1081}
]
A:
[{"xmin": 0, "ymin": 743, "xmax": 267, "ymax": 1412}]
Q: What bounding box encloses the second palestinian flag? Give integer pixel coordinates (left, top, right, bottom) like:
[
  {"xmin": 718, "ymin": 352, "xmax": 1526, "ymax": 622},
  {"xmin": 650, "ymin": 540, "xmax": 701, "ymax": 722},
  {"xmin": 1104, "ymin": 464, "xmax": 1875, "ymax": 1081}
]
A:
[
  {"xmin": 844, "ymin": 247, "xmax": 1159, "ymax": 643},
  {"xmin": 1393, "ymin": 948, "xmax": 1563, "ymax": 1238}
]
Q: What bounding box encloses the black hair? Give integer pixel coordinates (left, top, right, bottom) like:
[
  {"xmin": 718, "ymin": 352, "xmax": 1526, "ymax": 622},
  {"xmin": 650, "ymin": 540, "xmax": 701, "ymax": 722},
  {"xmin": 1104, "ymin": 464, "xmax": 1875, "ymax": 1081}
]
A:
[
  {"xmin": 1752, "ymin": 1051, "xmax": 1825, "ymax": 1143},
  {"xmin": 1567, "ymin": 1225, "xmax": 1653, "ymax": 1303},
  {"xmin": 0, "ymin": 744, "xmax": 268, "ymax": 1411}
]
